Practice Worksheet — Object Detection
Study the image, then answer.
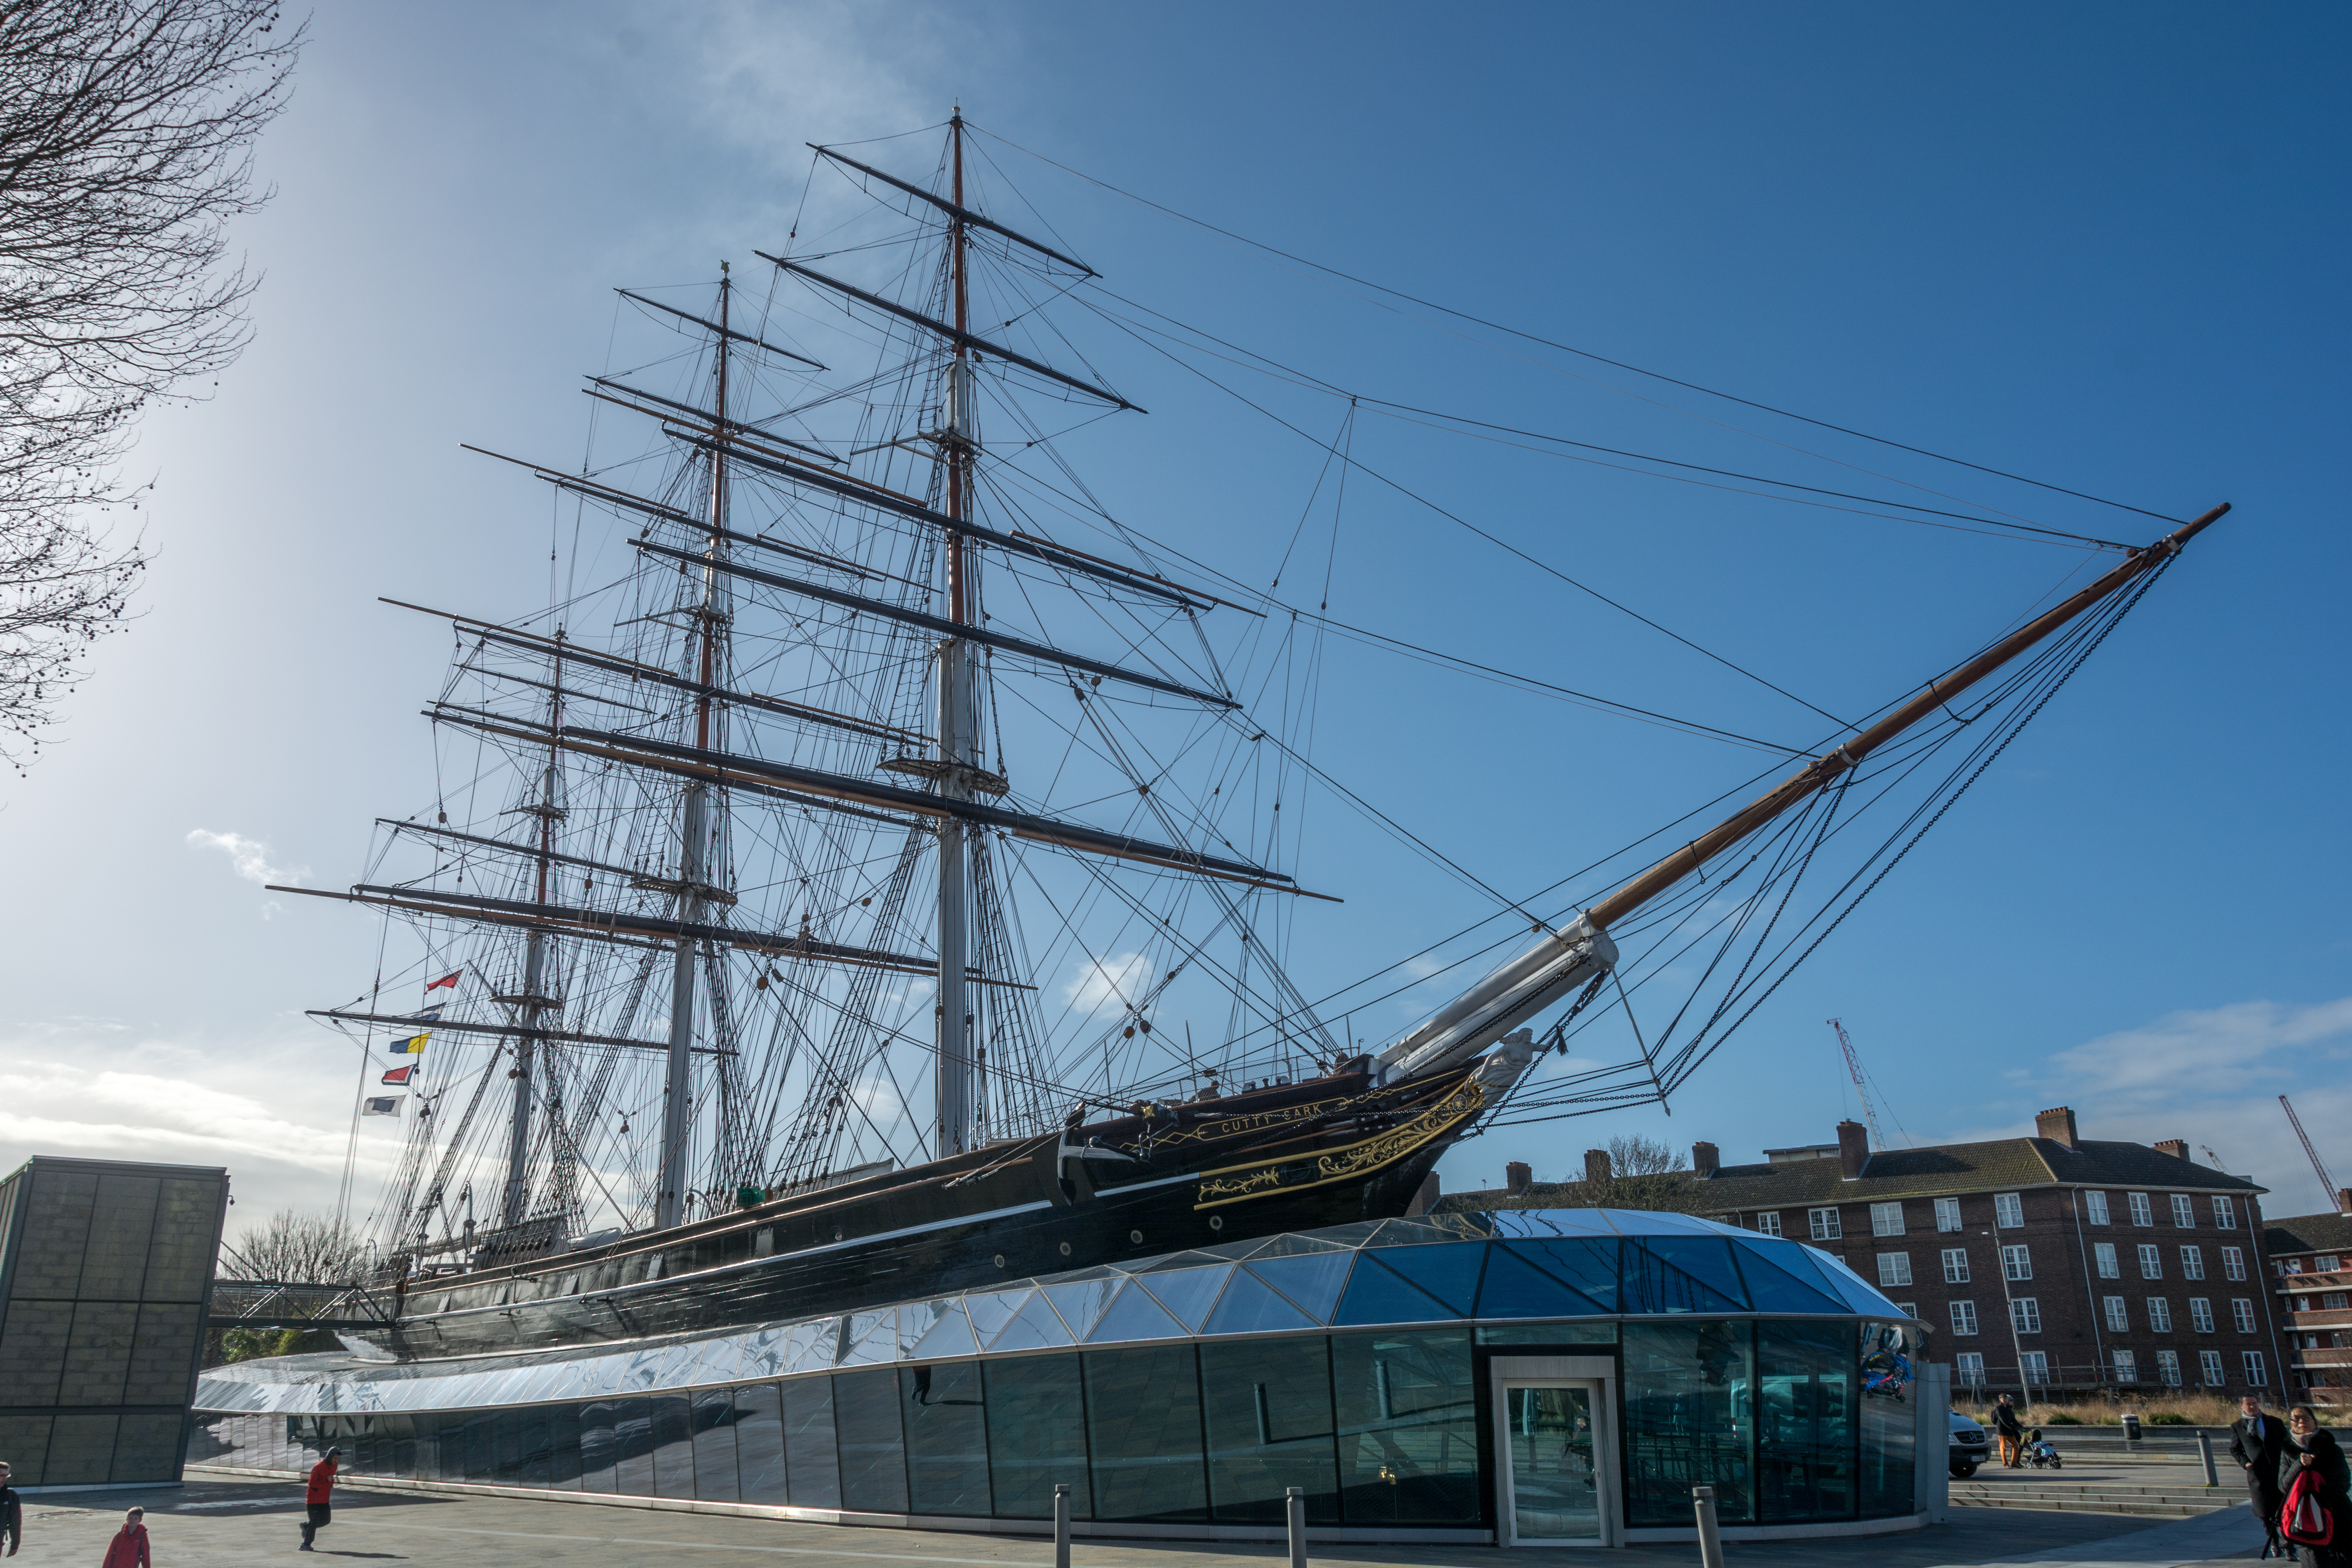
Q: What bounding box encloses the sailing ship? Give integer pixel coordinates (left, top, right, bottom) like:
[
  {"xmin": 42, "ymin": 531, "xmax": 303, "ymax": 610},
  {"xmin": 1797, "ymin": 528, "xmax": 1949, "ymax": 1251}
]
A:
[{"xmin": 287, "ymin": 115, "xmax": 2227, "ymax": 1361}]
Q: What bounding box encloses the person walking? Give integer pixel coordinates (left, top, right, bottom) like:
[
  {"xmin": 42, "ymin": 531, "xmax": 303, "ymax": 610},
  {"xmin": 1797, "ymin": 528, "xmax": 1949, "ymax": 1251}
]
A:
[
  {"xmin": 99, "ymin": 1508, "xmax": 148, "ymax": 1568},
  {"xmin": 2235, "ymin": 1394, "xmax": 2294, "ymax": 1559},
  {"xmin": 2279, "ymin": 1405, "xmax": 2350, "ymax": 1568},
  {"xmin": 298, "ymin": 1446, "xmax": 340, "ymax": 1551},
  {"xmin": 1991, "ymin": 1394, "xmax": 2025, "ymax": 1468},
  {"xmin": 0, "ymin": 1460, "xmax": 21, "ymax": 1557}
]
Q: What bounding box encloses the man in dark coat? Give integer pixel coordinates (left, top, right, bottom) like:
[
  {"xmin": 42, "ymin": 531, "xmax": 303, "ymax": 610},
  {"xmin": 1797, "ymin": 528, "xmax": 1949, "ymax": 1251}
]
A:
[
  {"xmin": 0, "ymin": 1459, "xmax": 21, "ymax": 1556},
  {"xmin": 2234, "ymin": 1394, "xmax": 2291, "ymax": 1558},
  {"xmin": 1991, "ymin": 1393, "xmax": 2025, "ymax": 1467}
]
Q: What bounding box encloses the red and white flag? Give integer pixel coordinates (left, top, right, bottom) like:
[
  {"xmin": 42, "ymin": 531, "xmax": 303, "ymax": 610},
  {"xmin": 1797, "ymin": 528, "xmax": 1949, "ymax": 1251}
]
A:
[
  {"xmin": 381, "ymin": 1064, "xmax": 415, "ymax": 1085},
  {"xmin": 424, "ymin": 970, "xmax": 461, "ymax": 993}
]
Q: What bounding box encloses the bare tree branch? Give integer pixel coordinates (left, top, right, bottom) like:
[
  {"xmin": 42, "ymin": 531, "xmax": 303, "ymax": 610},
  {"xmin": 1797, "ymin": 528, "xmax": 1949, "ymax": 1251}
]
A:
[{"xmin": 0, "ymin": 0, "xmax": 304, "ymax": 767}]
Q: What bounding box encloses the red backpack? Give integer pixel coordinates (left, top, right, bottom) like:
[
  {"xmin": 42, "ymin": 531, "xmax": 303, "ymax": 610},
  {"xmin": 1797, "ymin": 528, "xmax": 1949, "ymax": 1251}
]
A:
[{"xmin": 2285, "ymin": 1470, "xmax": 2336, "ymax": 1548}]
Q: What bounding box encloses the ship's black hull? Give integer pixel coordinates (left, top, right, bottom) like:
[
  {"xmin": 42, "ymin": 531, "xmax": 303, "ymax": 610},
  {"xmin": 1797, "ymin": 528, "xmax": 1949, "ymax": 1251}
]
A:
[{"xmin": 373, "ymin": 1078, "xmax": 1472, "ymax": 1361}]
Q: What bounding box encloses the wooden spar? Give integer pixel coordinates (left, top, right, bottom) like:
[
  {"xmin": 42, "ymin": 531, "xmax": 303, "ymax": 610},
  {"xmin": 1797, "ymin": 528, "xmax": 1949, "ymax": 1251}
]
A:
[
  {"xmin": 1005, "ymin": 531, "xmax": 1266, "ymax": 618},
  {"xmin": 616, "ymin": 288, "xmax": 826, "ymax": 370},
  {"xmin": 308, "ymin": 1008, "xmax": 732, "ymax": 1055},
  {"xmin": 584, "ymin": 377, "xmax": 840, "ymax": 462},
  {"xmin": 1584, "ymin": 503, "xmax": 2230, "ymax": 933},
  {"xmin": 808, "ymin": 143, "xmax": 1098, "ymax": 277}
]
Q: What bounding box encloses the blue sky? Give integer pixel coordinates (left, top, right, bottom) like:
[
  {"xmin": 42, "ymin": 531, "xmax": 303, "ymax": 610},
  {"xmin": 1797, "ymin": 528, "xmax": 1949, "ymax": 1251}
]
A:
[{"xmin": 0, "ymin": 2, "xmax": 2345, "ymax": 1233}]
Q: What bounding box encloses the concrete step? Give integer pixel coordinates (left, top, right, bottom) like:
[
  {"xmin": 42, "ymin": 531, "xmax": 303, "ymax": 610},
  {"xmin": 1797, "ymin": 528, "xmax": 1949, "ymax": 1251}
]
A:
[{"xmin": 1951, "ymin": 1482, "xmax": 2237, "ymax": 1519}]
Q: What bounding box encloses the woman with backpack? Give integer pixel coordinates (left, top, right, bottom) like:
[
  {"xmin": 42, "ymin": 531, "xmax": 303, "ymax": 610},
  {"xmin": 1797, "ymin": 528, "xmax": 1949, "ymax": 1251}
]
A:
[{"xmin": 2279, "ymin": 1405, "xmax": 2350, "ymax": 1566}]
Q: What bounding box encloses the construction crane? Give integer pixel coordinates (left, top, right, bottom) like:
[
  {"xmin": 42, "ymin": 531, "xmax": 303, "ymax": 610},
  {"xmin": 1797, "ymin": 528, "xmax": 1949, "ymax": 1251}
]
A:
[
  {"xmin": 2201, "ymin": 1144, "xmax": 2227, "ymax": 1171},
  {"xmin": 2281, "ymin": 1095, "xmax": 2339, "ymax": 1210},
  {"xmin": 1828, "ymin": 1018, "xmax": 1887, "ymax": 1151}
]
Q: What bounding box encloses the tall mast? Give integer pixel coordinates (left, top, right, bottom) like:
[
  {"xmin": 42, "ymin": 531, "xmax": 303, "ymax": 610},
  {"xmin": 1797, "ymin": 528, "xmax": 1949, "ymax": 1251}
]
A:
[
  {"xmin": 659, "ymin": 265, "xmax": 731, "ymax": 1229},
  {"xmin": 934, "ymin": 112, "xmax": 977, "ymax": 1158},
  {"xmin": 501, "ymin": 637, "xmax": 563, "ymax": 1229}
]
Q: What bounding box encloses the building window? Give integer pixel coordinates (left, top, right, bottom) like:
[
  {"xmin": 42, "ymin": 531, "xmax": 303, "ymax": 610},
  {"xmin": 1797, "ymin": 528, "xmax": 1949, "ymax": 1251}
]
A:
[
  {"xmin": 1878, "ymin": 1253, "xmax": 1913, "ymax": 1288},
  {"xmin": 2223, "ymin": 1247, "xmax": 2246, "ymax": 1281},
  {"xmin": 1752, "ymin": 1211, "xmax": 1782, "ymax": 1237},
  {"xmin": 2129, "ymin": 1192, "xmax": 2154, "ymax": 1226},
  {"xmin": 2200, "ymin": 1349, "xmax": 2226, "ymax": 1386},
  {"xmin": 2319, "ymin": 1255, "xmax": 2343, "ymax": 1274},
  {"xmin": 2284, "ymin": 1258, "xmax": 2305, "ymax": 1275},
  {"xmin": 1956, "ymin": 1351, "xmax": 1984, "ymax": 1385},
  {"xmin": 2171, "ymin": 1194, "xmax": 2195, "ymax": 1228},
  {"xmin": 2212, "ymin": 1196, "xmax": 2236, "ymax": 1230},
  {"xmin": 2021, "ymin": 1350, "xmax": 2049, "ymax": 1385},
  {"xmin": 2233, "ymin": 1299, "xmax": 2257, "ymax": 1334},
  {"xmin": 1949, "ymin": 1301, "xmax": 1979, "ymax": 1336},
  {"xmin": 2011, "ymin": 1298, "xmax": 2042, "ymax": 1335},
  {"xmin": 1895, "ymin": 1302, "xmax": 1916, "ymax": 1318},
  {"xmin": 1870, "ymin": 1201, "xmax": 1905, "ymax": 1237},
  {"xmin": 2189, "ymin": 1298, "xmax": 2215, "ymax": 1333},
  {"xmin": 1942, "ymin": 1248, "xmax": 1970, "ymax": 1284},
  {"xmin": 2002, "ymin": 1245, "xmax": 2033, "ymax": 1281},
  {"xmin": 1935, "ymin": 1197, "xmax": 1963, "ymax": 1232},
  {"xmin": 2157, "ymin": 1349, "xmax": 2182, "ymax": 1387},
  {"xmin": 1808, "ymin": 1208, "xmax": 1841, "ymax": 1241},
  {"xmin": 2245, "ymin": 1352, "xmax": 2269, "ymax": 1388},
  {"xmin": 2148, "ymin": 1298, "xmax": 2174, "ymax": 1333},
  {"xmin": 2104, "ymin": 1296, "xmax": 2129, "ymax": 1332},
  {"xmin": 2181, "ymin": 1247, "xmax": 2205, "ymax": 1281},
  {"xmin": 2084, "ymin": 1190, "xmax": 2111, "ymax": 1225},
  {"xmin": 2139, "ymin": 1244, "xmax": 2163, "ymax": 1279},
  {"xmin": 2324, "ymin": 1293, "xmax": 2350, "ymax": 1312},
  {"xmin": 2094, "ymin": 1242, "xmax": 2119, "ymax": 1279},
  {"xmin": 2113, "ymin": 1348, "xmax": 2138, "ymax": 1383},
  {"xmin": 1994, "ymin": 1192, "xmax": 2024, "ymax": 1228}
]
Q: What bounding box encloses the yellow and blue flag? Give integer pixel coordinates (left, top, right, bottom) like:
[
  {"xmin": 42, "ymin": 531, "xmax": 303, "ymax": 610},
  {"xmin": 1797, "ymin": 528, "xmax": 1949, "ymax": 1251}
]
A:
[{"xmin": 387, "ymin": 1032, "xmax": 430, "ymax": 1055}]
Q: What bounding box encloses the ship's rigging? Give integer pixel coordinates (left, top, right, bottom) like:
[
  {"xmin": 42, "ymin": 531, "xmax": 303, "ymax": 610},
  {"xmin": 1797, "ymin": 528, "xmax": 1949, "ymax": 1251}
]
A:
[{"xmin": 294, "ymin": 114, "xmax": 2228, "ymax": 1269}]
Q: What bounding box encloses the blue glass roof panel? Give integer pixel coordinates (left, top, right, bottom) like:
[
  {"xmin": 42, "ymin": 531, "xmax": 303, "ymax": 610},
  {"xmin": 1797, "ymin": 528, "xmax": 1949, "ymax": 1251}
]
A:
[
  {"xmin": 1330, "ymin": 1252, "xmax": 1461, "ymax": 1327},
  {"xmin": 909, "ymin": 1303, "xmax": 979, "ymax": 1359},
  {"xmin": 1245, "ymin": 1250, "xmax": 1353, "ymax": 1323},
  {"xmin": 987, "ymin": 1291, "xmax": 1074, "ymax": 1352},
  {"xmin": 1373, "ymin": 1240, "xmax": 1487, "ymax": 1314},
  {"xmin": 962, "ymin": 1288, "xmax": 1031, "ymax": 1344},
  {"xmin": 1478, "ymin": 1241, "xmax": 1611, "ymax": 1318},
  {"xmin": 1136, "ymin": 1264, "xmax": 1232, "ymax": 1332},
  {"xmin": 1200, "ymin": 1267, "xmax": 1318, "ymax": 1335},
  {"xmin": 1501, "ymin": 1237, "xmax": 1622, "ymax": 1312},
  {"xmin": 1087, "ymin": 1279, "xmax": 1190, "ymax": 1343},
  {"xmin": 1728, "ymin": 1237, "xmax": 1852, "ymax": 1315},
  {"xmin": 1805, "ymin": 1246, "xmax": 1906, "ymax": 1315},
  {"xmin": 1621, "ymin": 1236, "xmax": 1748, "ymax": 1314},
  {"xmin": 1042, "ymin": 1276, "xmax": 1123, "ymax": 1339}
]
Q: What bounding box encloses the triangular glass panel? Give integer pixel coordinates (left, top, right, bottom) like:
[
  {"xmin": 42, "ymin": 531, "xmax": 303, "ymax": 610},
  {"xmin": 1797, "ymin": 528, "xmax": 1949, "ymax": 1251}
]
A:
[
  {"xmin": 1086, "ymin": 1280, "xmax": 1190, "ymax": 1344},
  {"xmin": 986, "ymin": 1292, "xmax": 1074, "ymax": 1352},
  {"xmin": 1492, "ymin": 1209, "xmax": 1617, "ymax": 1238},
  {"xmin": 1372, "ymin": 1240, "xmax": 1487, "ymax": 1314},
  {"xmin": 898, "ymin": 1299, "xmax": 962, "ymax": 1355},
  {"xmin": 1806, "ymin": 1247, "xmax": 1903, "ymax": 1314},
  {"xmin": 1042, "ymin": 1276, "xmax": 1123, "ymax": 1339},
  {"xmin": 909, "ymin": 1304, "xmax": 979, "ymax": 1360},
  {"xmin": 1620, "ymin": 1237, "xmax": 1748, "ymax": 1315},
  {"xmin": 1613, "ymin": 1209, "xmax": 1725, "ymax": 1236},
  {"xmin": 838, "ymin": 1308, "xmax": 897, "ymax": 1365},
  {"xmin": 961, "ymin": 1289, "xmax": 1031, "ymax": 1344},
  {"xmin": 1298, "ymin": 1220, "xmax": 1383, "ymax": 1248},
  {"xmin": 1477, "ymin": 1242, "xmax": 1610, "ymax": 1319},
  {"xmin": 1200, "ymin": 1267, "xmax": 1317, "ymax": 1335},
  {"xmin": 785, "ymin": 1318, "xmax": 840, "ymax": 1373},
  {"xmin": 1135, "ymin": 1265, "xmax": 1231, "ymax": 1332},
  {"xmin": 1503, "ymin": 1238, "xmax": 1622, "ymax": 1312},
  {"xmin": 1728, "ymin": 1238, "xmax": 1851, "ymax": 1315},
  {"xmin": 1245, "ymin": 1251, "xmax": 1354, "ymax": 1323},
  {"xmin": 1364, "ymin": 1217, "xmax": 1462, "ymax": 1247},
  {"xmin": 1330, "ymin": 1252, "xmax": 1460, "ymax": 1326},
  {"xmin": 1192, "ymin": 1236, "xmax": 1271, "ymax": 1261},
  {"xmin": 1240, "ymin": 1233, "xmax": 1351, "ymax": 1259},
  {"xmin": 1138, "ymin": 1249, "xmax": 1230, "ymax": 1273}
]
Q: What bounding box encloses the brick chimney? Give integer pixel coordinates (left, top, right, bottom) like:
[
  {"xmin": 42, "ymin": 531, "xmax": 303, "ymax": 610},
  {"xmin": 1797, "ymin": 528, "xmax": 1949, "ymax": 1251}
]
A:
[
  {"xmin": 1584, "ymin": 1148, "xmax": 1612, "ymax": 1184},
  {"xmin": 2154, "ymin": 1138, "xmax": 2189, "ymax": 1161},
  {"xmin": 1506, "ymin": 1160, "xmax": 1532, "ymax": 1196},
  {"xmin": 1837, "ymin": 1120, "xmax": 1869, "ymax": 1180},
  {"xmin": 2034, "ymin": 1107, "xmax": 2078, "ymax": 1149},
  {"xmin": 2339, "ymin": 1188, "xmax": 2351, "ymax": 1219},
  {"xmin": 1693, "ymin": 1140, "xmax": 1720, "ymax": 1176}
]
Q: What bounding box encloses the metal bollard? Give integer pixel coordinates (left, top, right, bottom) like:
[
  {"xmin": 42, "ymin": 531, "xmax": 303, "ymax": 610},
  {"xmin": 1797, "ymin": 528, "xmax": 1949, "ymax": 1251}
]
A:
[
  {"xmin": 2196, "ymin": 1430, "xmax": 2218, "ymax": 1488},
  {"xmin": 1285, "ymin": 1485, "xmax": 1307, "ymax": 1568},
  {"xmin": 1692, "ymin": 1485, "xmax": 1725, "ymax": 1568},
  {"xmin": 2121, "ymin": 1411, "xmax": 2142, "ymax": 1443},
  {"xmin": 1053, "ymin": 1483, "xmax": 1071, "ymax": 1568}
]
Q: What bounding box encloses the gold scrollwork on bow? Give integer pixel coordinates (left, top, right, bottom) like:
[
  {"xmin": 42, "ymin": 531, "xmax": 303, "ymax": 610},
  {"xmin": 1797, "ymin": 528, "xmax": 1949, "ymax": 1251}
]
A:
[
  {"xmin": 1158, "ymin": 1096, "xmax": 1347, "ymax": 1149},
  {"xmin": 1192, "ymin": 1080, "xmax": 1485, "ymax": 1210}
]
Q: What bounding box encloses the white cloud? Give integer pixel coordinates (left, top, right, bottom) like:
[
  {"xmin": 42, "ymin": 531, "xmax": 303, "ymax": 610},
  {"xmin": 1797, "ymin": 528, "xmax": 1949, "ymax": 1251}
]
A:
[
  {"xmin": 2052, "ymin": 997, "xmax": 2352, "ymax": 1105},
  {"xmin": 1063, "ymin": 950, "xmax": 1147, "ymax": 1016},
  {"xmin": 187, "ymin": 828, "xmax": 306, "ymax": 888}
]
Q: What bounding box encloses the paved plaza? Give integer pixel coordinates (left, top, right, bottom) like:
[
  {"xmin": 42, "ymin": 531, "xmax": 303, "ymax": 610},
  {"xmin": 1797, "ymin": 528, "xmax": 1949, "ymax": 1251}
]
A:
[{"xmin": 6, "ymin": 1468, "xmax": 2266, "ymax": 1568}]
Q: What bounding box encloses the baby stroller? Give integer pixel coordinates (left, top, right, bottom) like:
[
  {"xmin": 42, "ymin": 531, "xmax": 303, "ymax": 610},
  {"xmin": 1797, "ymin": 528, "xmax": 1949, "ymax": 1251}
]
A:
[{"xmin": 2024, "ymin": 1428, "xmax": 2064, "ymax": 1470}]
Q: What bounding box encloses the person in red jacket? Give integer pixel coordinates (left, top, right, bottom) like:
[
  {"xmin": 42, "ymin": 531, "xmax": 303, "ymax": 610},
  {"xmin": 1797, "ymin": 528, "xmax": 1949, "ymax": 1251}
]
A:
[
  {"xmin": 99, "ymin": 1508, "xmax": 148, "ymax": 1568},
  {"xmin": 299, "ymin": 1448, "xmax": 340, "ymax": 1551}
]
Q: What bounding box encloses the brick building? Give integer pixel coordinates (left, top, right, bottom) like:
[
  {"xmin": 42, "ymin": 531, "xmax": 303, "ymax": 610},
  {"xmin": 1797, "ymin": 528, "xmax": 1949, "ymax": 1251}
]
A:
[
  {"xmin": 1691, "ymin": 1109, "xmax": 2287, "ymax": 1397},
  {"xmin": 2263, "ymin": 1192, "xmax": 2352, "ymax": 1406}
]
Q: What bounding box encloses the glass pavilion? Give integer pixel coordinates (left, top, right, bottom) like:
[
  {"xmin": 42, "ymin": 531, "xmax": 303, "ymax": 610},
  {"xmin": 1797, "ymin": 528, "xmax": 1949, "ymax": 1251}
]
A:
[{"xmin": 191, "ymin": 1210, "xmax": 1933, "ymax": 1546}]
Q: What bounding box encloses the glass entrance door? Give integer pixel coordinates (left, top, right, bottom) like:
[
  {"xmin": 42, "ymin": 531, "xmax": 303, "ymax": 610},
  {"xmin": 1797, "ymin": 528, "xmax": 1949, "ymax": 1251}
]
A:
[{"xmin": 1503, "ymin": 1383, "xmax": 1602, "ymax": 1543}]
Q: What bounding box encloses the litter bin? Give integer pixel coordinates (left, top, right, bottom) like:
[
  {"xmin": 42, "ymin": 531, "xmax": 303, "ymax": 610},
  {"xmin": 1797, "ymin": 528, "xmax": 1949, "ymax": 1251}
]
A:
[{"xmin": 2122, "ymin": 1412, "xmax": 2142, "ymax": 1442}]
